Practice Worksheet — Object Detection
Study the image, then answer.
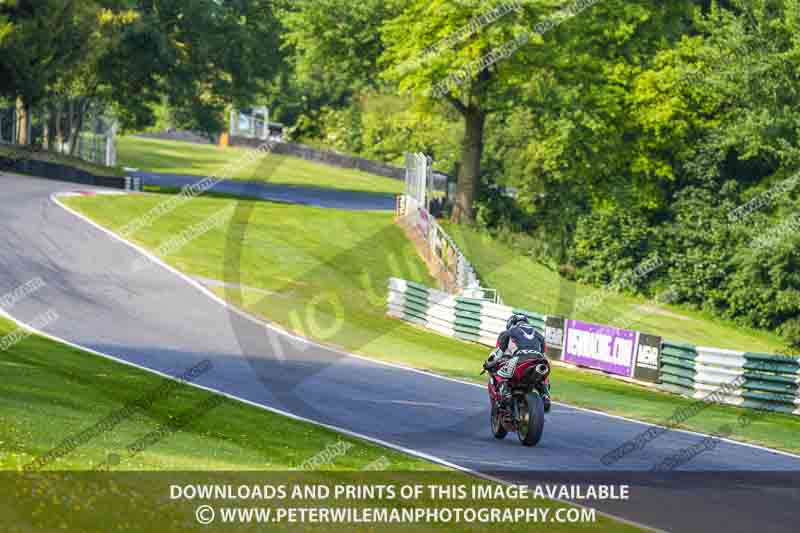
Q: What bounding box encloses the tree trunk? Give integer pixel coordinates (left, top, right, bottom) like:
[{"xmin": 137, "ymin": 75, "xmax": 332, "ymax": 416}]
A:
[
  {"xmin": 66, "ymin": 99, "xmax": 74, "ymax": 153},
  {"xmin": 55, "ymin": 103, "xmax": 64, "ymax": 153},
  {"xmin": 451, "ymin": 105, "xmax": 485, "ymax": 224},
  {"xmin": 15, "ymin": 96, "xmax": 30, "ymax": 145},
  {"xmin": 69, "ymin": 98, "xmax": 90, "ymax": 157},
  {"xmin": 42, "ymin": 119, "xmax": 50, "ymax": 150},
  {"xmin": 43, "ymin": 104, "xmax": 56, "ymax": 150}
]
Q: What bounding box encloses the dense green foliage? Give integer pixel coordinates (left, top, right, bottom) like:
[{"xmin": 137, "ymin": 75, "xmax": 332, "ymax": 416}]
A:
[
  {"xmin": 0, "ymin": 0, "xmax": 281, "ymax": 134},
  {"xmin": 566, "ymin": 2, "xmax": 800, "ymax": 346}
]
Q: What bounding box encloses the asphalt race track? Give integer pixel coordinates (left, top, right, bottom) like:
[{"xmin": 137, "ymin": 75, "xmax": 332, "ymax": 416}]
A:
[
  {"xmin": 131, "ymin": 171, "xmax": 397, "ymax": 210},
  {"xmin": 2, "ymin": 172, "xmax": 800, "ymax": 533}
]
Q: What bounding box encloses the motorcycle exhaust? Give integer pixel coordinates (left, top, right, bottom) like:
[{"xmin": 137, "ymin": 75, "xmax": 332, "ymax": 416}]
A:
[{"xmin": 535, "ymin": 363, "xmax": 549, "ymax": 376}]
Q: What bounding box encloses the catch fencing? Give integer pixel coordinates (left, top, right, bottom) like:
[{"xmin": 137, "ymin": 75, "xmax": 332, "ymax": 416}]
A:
[
  {"xmin": 72, "ymin": 116, "xmax": 117, "ymax": 167},
  {"xmin": 397, "ymin": 194, "xmax": 481, "ymax": 294},
  {"xmin": 387, "ymin": 277, "xmax": 800, "ymax": 415},
  {"xmin": 0, "ymin": 107, "xmax": 14, "ymax": 144},
  {"xmin": 398, "ymin": 152, "xmax": 489, "ymax": 298},
  {"xmin": 0, "ymin": 102, "xmax": 117, "ymax": 167}
]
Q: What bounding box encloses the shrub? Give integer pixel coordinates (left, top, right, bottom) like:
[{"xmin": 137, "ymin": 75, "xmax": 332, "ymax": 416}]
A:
[{"xmin": 570, "ymin": 210, "xmax": 659, "ymax": 291}]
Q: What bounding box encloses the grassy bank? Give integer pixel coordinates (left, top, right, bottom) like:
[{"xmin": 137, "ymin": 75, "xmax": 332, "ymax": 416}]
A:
[
  {"xmin": 118, "ymin": 136, "xmax": 404, "ymax": 195},
  {"xmin": 63, "ymin": 193, "xmax": 800, "ymax": 454},
  {"xmin": 0, "ymin": 314, "xmax": 432, "ymax": 472},
  {"xmin": 443, "ymin": 224, "xmax": 794, "ymax": 354}
]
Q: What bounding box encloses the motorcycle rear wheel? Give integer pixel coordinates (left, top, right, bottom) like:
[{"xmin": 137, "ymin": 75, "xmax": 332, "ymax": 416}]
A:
[
  {"xmin": 491, "ymin": 401, "xmax": 508, "ymax": 439},
  {"xmin": 516, "ymin": 393, "xmax": 544, "ymax": 447}
]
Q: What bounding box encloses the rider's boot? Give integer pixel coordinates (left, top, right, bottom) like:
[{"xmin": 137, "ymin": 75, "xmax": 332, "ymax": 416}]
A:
[
  {"xmin": 541, "ymin": 382, "xmax": 551, "ymax": 413},
  {"xmin": 498, "ymin": 381, "xmax": 512, "ymax": 409}
]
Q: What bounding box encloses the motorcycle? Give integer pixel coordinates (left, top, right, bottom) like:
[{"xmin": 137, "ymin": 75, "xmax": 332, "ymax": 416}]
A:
[{"xmin": 482, "ymin": 349, "xmax": 550, "ymax": 447}]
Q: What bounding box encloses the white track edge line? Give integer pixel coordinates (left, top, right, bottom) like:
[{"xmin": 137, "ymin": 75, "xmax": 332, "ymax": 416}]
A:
[{"xmin": 50, "ymin": 192, "xmax": 800, "ymax": 463}]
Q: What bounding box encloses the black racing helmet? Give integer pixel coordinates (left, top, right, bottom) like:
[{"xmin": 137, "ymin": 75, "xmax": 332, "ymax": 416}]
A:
[{"xmin": 506, "ymin": 313, "xmax": 529, "ymax": 330}]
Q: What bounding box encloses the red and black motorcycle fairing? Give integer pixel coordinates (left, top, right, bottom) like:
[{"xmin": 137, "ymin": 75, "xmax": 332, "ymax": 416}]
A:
[{"xmin": 483, "ymin": 349, "xmax": 550, "ymax": 447}]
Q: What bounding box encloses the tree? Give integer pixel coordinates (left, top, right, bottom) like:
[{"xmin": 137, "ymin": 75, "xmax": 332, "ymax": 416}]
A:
[
  {"xmin": 0, "ymin": 1, "xmax": 99, "ymax": 144},
  {"xmin": 0, "ymin": 5, "xmax": 12, "ymax": 44},
  {"xmin": 279, "ymin": 0, "xmax": 400, "ymax": 98},
  {"xmin": 471, "ymin": 0, "xmax": 696, "ymax": 259},
  {"xmin": 278, "ymin": 0, "xmax": 554, "ymax": 222},
  {"xmin": 275, "ymin": 0, "xmax": 402, "ymax": 139},
  {"xmin": 0, "ymin": 0, "xmax": 284, "ymax": 143},
  {"xmin": 381, "ymin": 0, "xmax": 561, "ymax": 222},
  {"xmin": 631, "ymin": 0, "xmax": 800, "ymax": 195},
  {"xmin": 0, "ymin": 1, "xmax": 161, "ymax": 146}
]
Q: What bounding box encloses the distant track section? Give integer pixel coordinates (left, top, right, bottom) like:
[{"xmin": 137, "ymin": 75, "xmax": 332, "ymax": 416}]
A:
[{"xmin": 131, "ymin": 171, "xmax": 396, "ymax": 211}]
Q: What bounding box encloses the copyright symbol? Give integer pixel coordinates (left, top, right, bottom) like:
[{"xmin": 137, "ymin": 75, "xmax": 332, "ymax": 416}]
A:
[{"xmin": 196, "ymin": 505, "xmax": 215, "ymax": 525}]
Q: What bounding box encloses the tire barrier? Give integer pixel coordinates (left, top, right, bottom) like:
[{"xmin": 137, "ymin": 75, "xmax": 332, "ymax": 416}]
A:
[
  {"xmin": 659, "ymin": 340, "xmax": 697, "ymax": 396},
  {"xmin": 388, "ymin": 277, "xmax": 800, "ymax": 414},
  {"xmin": 693, "ymin": 347, "xmax": 747, "ymax": 404},
  {"xmin": 658, "ymin": 345, "xmax": 800, "ymax": 414},
  {"xmin": 387, "ymin": 278, "xmax": 542, "ymax": 347},
  {"xmin": 123, "ymin": 176, "xmax": 142, "ymax": 191},
  {"xmin": 742, "ymin": 352, "xmax": 800, "ymax": 414}
]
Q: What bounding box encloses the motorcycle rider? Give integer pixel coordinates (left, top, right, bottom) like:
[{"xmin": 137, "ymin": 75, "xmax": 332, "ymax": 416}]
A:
[{"xmin": 484, "ymin": 314, "xmax": 551, "ymax": 412}]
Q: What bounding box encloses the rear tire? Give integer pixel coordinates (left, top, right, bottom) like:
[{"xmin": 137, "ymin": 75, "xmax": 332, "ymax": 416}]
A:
[
  {"xmin": 491, "ymin": 401, "xmax": 507, "ymax": 439},
  {"xmin": 517, "ymin": 393, "xmax": 545, "ymax": 447}
]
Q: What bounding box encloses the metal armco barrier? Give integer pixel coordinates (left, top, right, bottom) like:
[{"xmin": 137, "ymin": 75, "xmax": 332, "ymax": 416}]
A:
[{"xmin": 388, "ymin": 278, "xmax": 800, "ymax": 414}]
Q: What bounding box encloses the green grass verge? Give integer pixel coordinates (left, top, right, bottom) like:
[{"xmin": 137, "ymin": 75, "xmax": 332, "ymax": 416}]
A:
[
  {"xmin": 62, "ymin": 193, "xmax": 800, "ymax": 455},
  {"xmin": 0, "ymin": 143, "xmax": 125, "ymax": 178},
  {"xmin": 118, "ymin": 136, "xmax": 404, "ymax": 195},
  {"xmin": 0, "ymin": 321, "xmax": 638, "ymax": 532},
  {"xmin": 0, "ymin": 314, "xmax": 432, "ymax": 472},
  {"xmin": 443, "ymin": 224, "xmax": 794, "ymax": 355}
]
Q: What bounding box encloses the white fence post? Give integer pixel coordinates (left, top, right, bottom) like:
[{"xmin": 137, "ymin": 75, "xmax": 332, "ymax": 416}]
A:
[
  {"xmin": 105, "ymin": 136, "xmax": 116, "ymax": 167},
  {"xmin": 400, "ymin": 151, "xmax": 499, "ymax": 301},
  {"xmin": 259, "ymin": 107, "xmax": 269, "ymax": 140},
  {"xmin": 420, "ymin": 153, "xmax": 427, "ymax": 207}
]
